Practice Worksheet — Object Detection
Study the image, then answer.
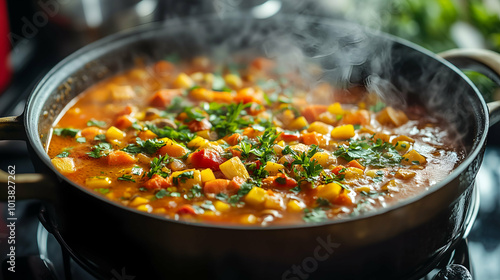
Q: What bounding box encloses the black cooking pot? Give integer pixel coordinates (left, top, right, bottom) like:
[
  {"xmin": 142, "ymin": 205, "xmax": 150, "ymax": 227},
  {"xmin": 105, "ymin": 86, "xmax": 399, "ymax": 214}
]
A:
[{"xmin": 1, "ymin": 15, "xmax": 500, "ymax": 280}]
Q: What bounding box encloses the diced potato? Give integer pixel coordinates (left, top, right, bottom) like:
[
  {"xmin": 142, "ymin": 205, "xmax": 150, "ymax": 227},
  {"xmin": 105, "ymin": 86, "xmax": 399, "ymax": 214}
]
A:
[
  {"xmin": 51, "ymin": 157, "xmax": 76, "ymax": 174},
  {"xmin": 289, "ymin": 143, "xmax": 309, "ymax": 154},
  {"xmin": 377, "ymin": 107, "xmax": 408, "ymax": 127},
  {"xmin": 311, "ymin": 152, "xmax": 335, "ymax": 167},
  {"xmin": 366, "ymin": 169, "xmax": 383, "ymax": 178},
  {"xmin": 129, "ymin": 196, "xmax": 150, "ymax": 207},
  {"xmin": 356, "ymin": 186, "xmax": 372, "ymax": 193},
  {"xmin": 395, "ymin": 169, "xmax": 417, "ymax": 179},
  {"xmin": 170, "ymin": 169, "xmax": 202, "ymax": 189},
  {"xmin": 106, "ymin": 126, "xmax": 126, "ymax": 141},
  {"xmin": 158, "ymin": 138, "xmax": 189, "ymax": 158},
  {"xmin": 224, "ymin": 73, "xmax": 243, "ymax": 88},
  {"xmin": 200, "ymin": 141, "xmax": 224, "ymax": 154},
  {"xmin": 240, "ymin": 214, "xmax": 258, "ymax": 225},
  {"xmin": 85, "ymin": 176, "xmax": 112, "ymax": 188},
  {"xmin": 316, "ymin": 182, "xmax": 342, "ymax": 201},
  {"xmin": 110, "ymin": 85, "xmax": 136, "ymax": 101},
  {"xmin": 391, "ymin": 135, "xmax": 415, "ymax": 145},
  {"xmin": 344, "ymin": 167, "xmax": 364, "ymax": 180},
  {"xmin": 381, "ymin": 179, "xmax": 399, "ymax": 192},
  {"xmin": 187, "ymin": 136, "xmax": 209, "ymax": 149},
  {"xmin": 402, "ymin": 150, "xmax": 427, "ymax": 165},
  {"xmin": 264, "ymin": 195, "xmax": 284, "ymax": 210},
  {"xmin": 288, "ymin": 116, "xmax": 309, "ymax": 130},
  {"xmin": 373, "ymin": 132, "xmax": 390, "ymax": 143},
  {"xmin": 287, "ymin": 200, "xmax": 306, "ymax": 213},
  {"xmin": 327, "ymin": 102, "xmax": 344, "ymax": 115},
  {"xmin": 245, "ymin": 187, "xmax": 266, "ymax": 206},
  {"xmin": 136, "ymin": 204, "xmax": 153, "ymax": 213},
  {"xmin": 197, "ymin": 129, "xmax": 218, "ymax": 140},
  {"xmin": 331, "ymin": 124, "xmax": 355, "ymax": 139},
  {"xmin": 395, "ymin": 141, "xmax": 411, "ymax": 152},
  {"xmin": 308, "ymin": 121, "xmax": 332, "ymax": 135},
  {"xmin": 201, "ymin": 168, "xmax": 216, "ymax": 183},
  {"xmin": 220, "ymin": 157, "xmax": 250, "ymax": 180},
  {"xmin": 173, "ymin": 73, "xmax": 194, "ymax": 89},
  {"xmin": 214, "ymin": 201, "xmax": 230, "ymax": 212},
  {"xmin": 263, "ymin": 162, "xmax": 285, "ymax": 175}
]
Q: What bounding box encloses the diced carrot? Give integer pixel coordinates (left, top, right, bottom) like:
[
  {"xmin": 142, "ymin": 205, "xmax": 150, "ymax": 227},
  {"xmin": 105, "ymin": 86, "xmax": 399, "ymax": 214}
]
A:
[
  {"xmin": 149, "ymin": 89, "xmax": 181, "ymax": 108},
  {"xmin": 115, "ymin": 115, "xmax": 134, "ymax": 130},
  {"xmin": 262, "ymin": 173, "xmax": 297, "ymax": 189},
  {"xmin": 153, "ymin": 60, "xmax": 175, "ymax": 75},
  {"xmin": 212, "ymin": 91, "xmax": 233, "ymax": 103},
  {"xmin": 331, "ymin": 166, "xmax": 344, "ymax": 175},
  {"xmin": 279, "ymin": 131, "xmax": 300, "ymax": 142},
  {"xmin": 190, "ymin": 87, "xmax": 214, "ymax": 102},
  {"xmin": 142, "ymin": 174, "xmax": 172, "ymax": 190},
  {"xmin": 230, "ymin": 149, "xmax": 242, "ymax": 158},
  {"xmin": 228, "ymin": 176, "xmax": 245, "ymax": 192},
  {"xmin": 333, "ymin": 192, "xmax": 353, "ymax": 206},
  {"xmin": 118, "ymin": 105, "xmax": 135, "ymax": 116},
  {"xmin": 242, "ymin": 127, "xmax": 260, "ymax": 138},
  {"xmin": 176, "ymin": 204, "xmax": 197, "ymax": 215},
  {"xmin": 225, "ymin": 133, "xmax": 243, "ymax": 146},
  {"xmin": 376, "ymin": 107, "xmax": 409, "ymax": 127},
  {"xmin": 302, "ymin": 132, "xmax": 320, "ymax": 145},
  {"xmin": 346, "ymin": 160, "xmax": 365, "ymax": 171},
  {"xmin": 203, "ymin": 179, "xmax": 231, "ymax": 194},
  {"xmin": 108, "ymin": 151, "xmax": 136, "ymax": 166},
  {"xmin": 81, "ymin": 127, "xmax": 103, "ymax": 141},
  {"xmin": 340, "ymin": 110, "xmax": 370, "ymax": 125},
  {"xmin": 187, "ymin": 119, "xmax": 212, "ymax": 132},
  {"xmin": 301, "ymin": 105, "xmax": 328, "ymax": 123},
  {"xmin": 234, "ymin": 88, "xmax": 262, "ymax": 104}
]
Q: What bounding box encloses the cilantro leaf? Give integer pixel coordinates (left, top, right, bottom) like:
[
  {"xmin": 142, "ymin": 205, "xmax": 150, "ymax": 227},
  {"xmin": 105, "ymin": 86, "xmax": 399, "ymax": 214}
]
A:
[
  {"xmin": 303, "ymin": 208, "xmax": 328, "ymax": 223},
  {"xmin": 54, "ymin": 128, "xmax": 80, "ymax": 137},
  {"xmin": 86, "ymin": 119, "xmax": 107, "ymax": 128},
  {"xmin": 118, "ymin": 174, "xmax": 136, "ymax": 182},
  {"xmin": 146, "ymin": 155, "xmax": 171, "ymax": 178},
  {"xmin": 87, "ymin": 142, "xmax": 112, "ymax": 158}
]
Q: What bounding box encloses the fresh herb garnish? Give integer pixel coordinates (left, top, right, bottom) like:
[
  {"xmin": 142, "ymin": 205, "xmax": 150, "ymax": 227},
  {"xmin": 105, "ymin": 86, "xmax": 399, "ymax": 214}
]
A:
[
  {"xmin": 122, "ymin": 137, "xmax": 165, "ymax": 155},
  {"xmin": 87, "ymin": 142, "xmax": 112, "ymax": 158},
  {"xmin": 334, "ymin": 138, "xmax": 403, "ymax": 168},
  {"xmin": 76, "ymin": 137, "xmax": 86, "ymax": 143},
  {"xmin": 284, "ymin": 145, "xmax": 324, "ymax": 185},
  {"xmin": 303, "ymin": 208, "xmax": 328, "ymax": 223},
  {"xmin": 86, "ymin": 119, "xmax": 107, "ymax": 127},
  {"xmin": 118, "ymin": 174, "xmax": 136, "ymax": 182},
  {"xmin": 94, "ymin": 188, "xmax": 110, "ymax": 195},
  {"xmin": 54, "ymin": 128, "xmax": 80, "ymax": 137},
  {"xmin": 172, "ymin": 171, "xmax": 194, "ymax": 185},
  {"xmin": 184, "ymin": 184, "xmax": 203, "ymax": 200},
  {"xmin": 94, "ymin": 134, "xmax": 106, "ymax": 141},
  {"xmin": 207, "ymin": 102, "xmax": 252, "ymax": 137},
  {"xmin": 228, "ymin": 181, "xmax": 255, "ymax": 204},
  {"xmin": 146, "ymin": 155, "xmax": 171, "ymax": 178},
  {"xmin": 131, "ymin": 166, "xmax": 142, "ymax": 175},
  {"xmin": 146, "ymin": 123, "xmax": 195, "ymax": 142}
]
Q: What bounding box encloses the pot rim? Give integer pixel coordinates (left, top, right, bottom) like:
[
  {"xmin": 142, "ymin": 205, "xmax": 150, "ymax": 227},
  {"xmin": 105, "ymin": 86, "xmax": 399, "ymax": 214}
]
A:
[{"xmin": 24, "ymin": 14, "xmax": 489, "ymax": 231}]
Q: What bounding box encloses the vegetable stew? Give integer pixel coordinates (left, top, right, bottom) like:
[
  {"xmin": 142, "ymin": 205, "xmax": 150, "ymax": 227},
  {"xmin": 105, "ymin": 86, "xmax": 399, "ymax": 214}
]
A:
[{"xmin": 47, "ymin": 56, "xmax": 464, "ymax": 226}]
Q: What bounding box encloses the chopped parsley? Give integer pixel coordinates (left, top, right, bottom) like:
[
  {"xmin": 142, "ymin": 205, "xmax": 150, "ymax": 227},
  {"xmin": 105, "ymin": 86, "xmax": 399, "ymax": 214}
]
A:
[
  {"xmin": 94, "ymin": 134, "xmax": 106, "ymax": 141},
  {"xmin": 118, "ymin": 174, "xmax": 135, "ymax": 182},
  {"xmin": 334, "ymin": 137, "xmax": 403, "ymax": 168},
  {"xmin": 207, "ymin": 102, "xmax": 252, "ymax": 137},
  {"xmin": 146, "ymin": 155, "xmax": 171, "ymax": 178},
  {"xmin": 86, "ymin": 119, "xmax": 107, "ymax": 127},
  {"xmin": 87, "ymin": 142, "xmax": 112, "ymax": 158},
  {"xmin": 146, "ymin": 123, "xmax": 195, "ymax": 142},
  {"xmin": 122, "ymin": 137, "xmax": 165, "ymax": 155},
  {"xmin": 76, "ymin": 137, "xmax": 86, "ymax": 143},
  {"xmin": 172, "ymin": 171, "xmax": 194, "ymax": 185},
  {"xmin": 54, "ymin": 128, "xmax": 80, "ymax": 137},
  {"xmin": 94, "ymin": 188, "xmax": 110, "ymax": 195},
  {"xmin": 303, "ymin": 208, "xmax": 328, "ymax": 223}
]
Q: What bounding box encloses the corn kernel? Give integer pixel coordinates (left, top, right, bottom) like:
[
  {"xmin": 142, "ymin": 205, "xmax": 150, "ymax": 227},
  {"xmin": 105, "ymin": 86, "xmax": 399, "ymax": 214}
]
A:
[
  {"xmin": 214, "ymin": 201, "xmax": 231, "ymax": 212},
  {"xmin": 287, "ymin": 200, "xmax": 305, "ymax": 213},
  {"xmin": 263, "ymin": 162, "xmax": 285, "ymax": 175},
  {"xmin": 316, "ymin": 182, "xmax": 342, "ymax": 201},
  {"xmin": 245, "ymin": 187, "xmax": 266, "ymax": 206},
  {"xmin": 224, "ymin": 73, "xmax": 243, "ymax": 88},
  {"xmin": 308, "ymin": 121, "xmax": 332, "ymax": 135},
  {"xmin": 311, "ymin": 152, "xmax": 334, "ymax": 167},
  {"xmin": 220, "ymin": 157, "xmax": 250, "ymax": 180},
  {"xmin": 51, "ymin": 157, "xmax": 76, "ymax": 174},
  {"xmin": 201, "ymin": 168, "xmax": 216, "ymax": 183},
  {"xmin": 402, "ymin": 150, "xmax": 427, "ymax": 165},
  {"xmin": 331, "ymin": 124, "xmax": 355, "ymax": 139},
  {"xmin": 173, "ymin": 73, "xmax": 194, "ymax": 89},
  {"xmin": 395, "ymin": 169, "xmax": 417, "ymax": 179},
  {"xmin": 86, "ymin": 176, "xmax": 112, "ymax": 188},
  {"xmin": 327, "ymin": 102, "xmax": 344, "ymax": 115},
  {"xmin": 288, "ymin": 116, "xmax": 309, "ymax": 130},
  {"xmin": 129, "ymin": 196, "xmax": 149, "ymax": 207},
  {"xmin": 136, "ymin": 204, "xmax": 153, "ymax": 213},
  {"xmin": 106, "ymin": 126, "xmax": 126, "ymax": 141}
]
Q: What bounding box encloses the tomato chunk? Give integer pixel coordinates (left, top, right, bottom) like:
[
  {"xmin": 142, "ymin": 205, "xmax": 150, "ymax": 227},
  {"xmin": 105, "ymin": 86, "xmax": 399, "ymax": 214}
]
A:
[
  {"xmin": 176, "ymin": 205, "xmax": 197, "ymax": 215},
  {"xmin": 142, "ymin": 174, "xmax": 171, "ymax": 190},
  {"xmin": 189, "ymin": 149, "xmax": 225, "ymax": 170},
  {"xmin": 203, "ymin": 179, "xmax": 230, "ymax": 194}
]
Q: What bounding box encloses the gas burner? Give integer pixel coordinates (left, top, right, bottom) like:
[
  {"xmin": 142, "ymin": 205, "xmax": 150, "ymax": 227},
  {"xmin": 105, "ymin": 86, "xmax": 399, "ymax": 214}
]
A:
[{"xmin": 23, "ymin": 186, "xmax": 479, "ymax": 280}]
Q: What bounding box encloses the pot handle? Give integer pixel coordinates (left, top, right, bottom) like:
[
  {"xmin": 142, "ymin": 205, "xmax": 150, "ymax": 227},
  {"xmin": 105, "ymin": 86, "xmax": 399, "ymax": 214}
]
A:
[
  {"xmin": 0, "ymin": 115, "xmax": 58, "ymax": 202},
  {"xmin": 439, "ymin": 48, "xmax": 500, "ymax": 127}
]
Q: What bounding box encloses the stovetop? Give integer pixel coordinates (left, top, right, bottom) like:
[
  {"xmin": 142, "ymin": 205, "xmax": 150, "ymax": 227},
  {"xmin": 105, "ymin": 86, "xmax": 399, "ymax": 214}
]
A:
[{"xmin": 1, "ymin": 10, "xmax": 500, "ymax": 280}]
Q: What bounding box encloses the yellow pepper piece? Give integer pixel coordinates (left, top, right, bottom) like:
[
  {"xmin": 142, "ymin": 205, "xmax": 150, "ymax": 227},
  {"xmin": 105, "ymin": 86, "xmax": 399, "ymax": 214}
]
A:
[
  {"xmin": 287, "ymin": 200, "xmax": 305, "ymax": 213},
  {"xmin": 173, "ymin": 73, "xmax": 194, "ymax": 89},
  {"xmin": 402, "ymin": 150, "xmax": 427, "ymax": 165},
  {"xmin": 170, "ymin": 169, "xmax": 202, "ymax": 189},
  {"xmin": 85, "ymin": 176, "xmax": 112, "ymax": 188},
  {"xmin": 316, "ymin": 182, "xmax": 342, "ymax": 201},
  {"xmin": 51, "ymin": 157, "xmax": 76, "ymax": 174},
  {"xmin": 395, "ymin": 141, "xmax": 411, "ymax": 152},
  {"xmin": 331, "ymin": 124, "xmax": 355, "ymax": 139},
  {"xmin": 201, "ymin": 168, "xmax": 216, "ymax": 183},
  {"xmin": 136, "ymin": 204, "xmax": 153, "ymax": 213},
  {"xmin": 327, "ymin": 102, "xmax": 344, "ymax": 115},
  {"xmin": 263, "ymin": 162, "xmax": 285, "ymax": 175},
  {"xmin": 219, "ymin": 157, "xmax": 250, "ymax": 180},
  {"xmin": 187, "ymin": 136, "xmax": 209, "ymax": 149},
  {"xmin": 311, "ymin": 152, "xmax": 334, "ymax": 167},
  {"xmin": 245, "ymin": 187, "xmax": 266, "ymax": 206},
  {"xmin": 288, "ymin": 116, "xmax": 309, "ymax": 130},
  {"xmin": 308, "ymin": 121, "xmax": 332, "ymax": 135},
  {"xmin": 106, "ymin": 126, "xmax": 126, "ymax": 141},
  {"xmin": 224, "ymin": 73, "xmax": 243, "ymax": 88},
  {"xmin": 264, "ymin": 195, "xmax": 284, "ymax": 210},
  {"xmin": 214, "ymin": 201, "xmax": 231, "ymax": 212}
]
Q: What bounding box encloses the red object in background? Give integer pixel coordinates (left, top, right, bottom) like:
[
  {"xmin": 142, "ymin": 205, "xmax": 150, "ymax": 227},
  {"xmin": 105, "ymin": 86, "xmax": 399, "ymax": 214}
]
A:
[{"xmin": 0, "ymin": 0, "xmax": 11, "ymax": 93}]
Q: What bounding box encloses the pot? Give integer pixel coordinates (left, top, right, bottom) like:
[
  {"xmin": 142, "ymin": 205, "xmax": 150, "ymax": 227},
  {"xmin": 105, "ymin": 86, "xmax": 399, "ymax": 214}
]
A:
[{"xmin": 1, "ymin": 15, "xmax": 500, "ymax": 280}]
